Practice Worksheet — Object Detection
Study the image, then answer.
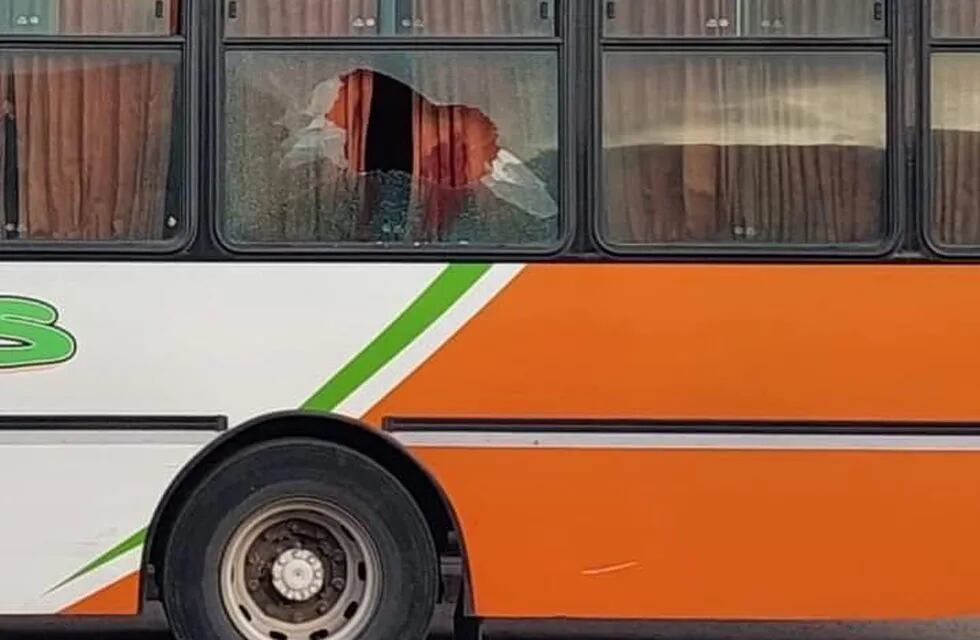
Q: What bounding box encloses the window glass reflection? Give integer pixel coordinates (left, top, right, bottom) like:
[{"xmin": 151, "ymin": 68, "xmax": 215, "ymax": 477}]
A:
[
  {"xmin": 604, "ymin": 0, "xmax": 884, "ymax": 37},
  {"xmin": 931, "ymin": 54, "xmax": 980, "ymax": 247},
  {"xmin": 1, "ymin": 0, "xmax": 178, "ymax": 35},
  {"xmin": 602, "ymin": 52, "xmax": 886, "ymax": 247},
  {"xmin": 225, "ymin": 0, "xmax": 553, "ymax": 37}
]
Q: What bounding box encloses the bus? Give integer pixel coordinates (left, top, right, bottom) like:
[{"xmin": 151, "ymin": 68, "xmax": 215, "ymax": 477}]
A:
[{"xmin": 3, "ymin": 0, "xmax": 980, "ymax": 638}]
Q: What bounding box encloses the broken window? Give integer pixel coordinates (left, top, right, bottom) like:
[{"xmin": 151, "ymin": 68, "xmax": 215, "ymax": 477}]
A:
[{"xmin": 222, "ymin": 51, "xmax": 560, "ymax": 249}]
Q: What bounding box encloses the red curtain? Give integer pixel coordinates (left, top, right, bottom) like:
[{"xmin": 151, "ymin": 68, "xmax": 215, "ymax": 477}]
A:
[
  {"xmin": 328, "ymin": 70, "xmax": 375, "ymax": 237},
  {"xmin": 326, "ymin": 71, "xmax": 375, "ymax": 175},
  {"xmin": 412, "ymin": 96, "xmax": 500, "ymax": 236}
]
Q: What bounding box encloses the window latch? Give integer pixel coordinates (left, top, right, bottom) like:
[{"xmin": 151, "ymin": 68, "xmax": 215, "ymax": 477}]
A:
[
  {"xmin": 154, "ymin": 0, "xmax": 165, "ymax": 19},
  {"xmin": 539, "ymin": 1, "xmax": 550, "ymax": 20},
  {"xmin": 606, "ymin": 1, "xmax": 617, "ymax": 20},
  {"xmin": 872, "ymin": 1, "xmax": 884, "ymax": 22},
  {"xmin": 227, "ymin": 1, "xmax": 239, "ymax": 20}
]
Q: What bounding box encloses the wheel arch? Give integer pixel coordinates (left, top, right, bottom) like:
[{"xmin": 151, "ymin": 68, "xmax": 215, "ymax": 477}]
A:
[{"xmin": 141, "ymin": 410, "xmax": 469, "ymax": 609}]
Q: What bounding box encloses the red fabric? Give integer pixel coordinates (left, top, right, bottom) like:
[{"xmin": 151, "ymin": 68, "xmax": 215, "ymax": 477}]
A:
[
  {"xmin": 326, "ymin": 70, "xmax": 501, "ymax": 236},
  {"xmin": 411, "ymin": 94, "xmax": 500, "ymax": 234},
  {"xmin": 326, "ymin": 70, "xmax": 375, "ymax": 174}
]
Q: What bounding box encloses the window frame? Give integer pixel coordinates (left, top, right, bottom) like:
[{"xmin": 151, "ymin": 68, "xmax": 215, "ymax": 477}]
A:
[
  {"xmin": 921, "ymin": 0, "xmax": 980, "ymax": 257},
  {"xmin": 591, "ymin": 0, "xmax": 906, "ymax": 259},
  {"xmin": 0, "ymin": 1, "xmax": 199, "ymax": 255},
  {"xmin": 211, "ymin": 0, "xmax": 575, "ymax": 258}
]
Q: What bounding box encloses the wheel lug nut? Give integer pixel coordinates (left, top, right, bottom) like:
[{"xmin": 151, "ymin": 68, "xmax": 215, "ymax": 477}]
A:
[
  {"xmin": 317, "ymin": 602, "xmax": 330, "ymax": 614},
  {"xmin": 331, "ymin": 578, "xmax": 346, "ymax": 591},
  {"xmin": 248, "ymin": 579, "xmax": 260, "ymax": 591}
]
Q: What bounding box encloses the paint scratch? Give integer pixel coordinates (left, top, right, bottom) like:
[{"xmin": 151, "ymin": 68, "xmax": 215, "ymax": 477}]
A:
[{"xmin": 580, "ymin": 561, "xmax": 640, "ymax": 576}]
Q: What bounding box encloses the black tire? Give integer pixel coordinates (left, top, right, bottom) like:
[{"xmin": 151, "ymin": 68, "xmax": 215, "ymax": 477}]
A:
[{"xmin": 162, "ymin": 438, "xmax": 438, "ymax": 640}]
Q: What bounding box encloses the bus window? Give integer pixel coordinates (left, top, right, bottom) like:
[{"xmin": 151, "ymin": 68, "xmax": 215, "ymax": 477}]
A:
[
  {"xmin": 604, "ymin": 0, "xmax": 737, "ymax": 37},
  {"xmin": 930, "ymin": 53, "xmax": 980, "ymax": 248},
  {"xmin": 401, "ymin": 0, "xmax": 555, "ymax": 36},
  {"xmin": 0, "ymin": 51, "xmax": 183, "ymax": 245},
  {"xmin": 224, "ymin": 0, "xmax": 383, "ymax": 37},
  {"xmin": 742, "ymin": 0, "xmax": 885, "ymax": 37},
  {"xmin": 0, "ymin": 0, "xmax": 178, "ymax": 35},
  {"xmin": 224, "ymin": 0, "xmax": 554, "ymax": 37},
  {"xmin": 220, "ymin": 51, "xmax": 560, "ymax": 250},
  {"xmin": 604, "ymin": 0, "xmax": 885, "ymax": 38},
  {"xmin": 600, "ymin": 52, "xmax": 887, "ymax": 248},
  {"xmin": 933, "ymin": 0, "xmax": 980, "ymax": 38}
]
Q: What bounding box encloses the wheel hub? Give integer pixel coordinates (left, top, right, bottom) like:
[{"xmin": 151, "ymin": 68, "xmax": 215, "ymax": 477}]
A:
[
  {"xmin": 240, "ymin": 517, "xmax": 348, "ymax": 625},
  {"xmin": 222, "ymin": 502, "xmax": 381, "ymax": 640},
  {"xmin": 272, "ymin": 548, "xmax": 326, "ymax": 602}
]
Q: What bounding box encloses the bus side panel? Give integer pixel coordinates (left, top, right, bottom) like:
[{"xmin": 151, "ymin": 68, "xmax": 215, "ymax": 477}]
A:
[
  {"xmin": 413, "ymin": 445, "xmax": 980, "ymax": 620},
  {"xmin": 0, "ymin": 437, "xmax": 207, "ymax": 615},
  {"xmin": 364, "ymin": 263, "xmax": 980, "ymax": 424},
  {"xmin": 361, "ymin": 263, "xmax": 980, "ymax": 618}
]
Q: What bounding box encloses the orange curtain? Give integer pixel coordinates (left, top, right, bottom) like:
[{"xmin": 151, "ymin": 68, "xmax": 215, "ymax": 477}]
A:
[
  {"xmin": 328, "ymin": 70, "xmax": 375, "ymax": 237},
  {"xmin": 327, "ymin": 70, "xmax": 375, "ymax": 175},
  {"xmin": 0, "ymin": 1, "xmax": 180, "ymax": 242},
  {"xmin": 11, "ymin": 53, "xmax": 177, "ymax": 241}
]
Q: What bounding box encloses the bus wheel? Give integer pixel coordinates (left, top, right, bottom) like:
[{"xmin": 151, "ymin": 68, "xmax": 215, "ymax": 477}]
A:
[{"xmin": 162, "ymin": 438, "xmax": 438, "ymax": 640}]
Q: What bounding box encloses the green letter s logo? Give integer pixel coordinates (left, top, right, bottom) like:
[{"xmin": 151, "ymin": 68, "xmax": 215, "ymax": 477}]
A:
[{"xmin": 0, "ymin": 297, "xmax": 77, "ymax": 370}]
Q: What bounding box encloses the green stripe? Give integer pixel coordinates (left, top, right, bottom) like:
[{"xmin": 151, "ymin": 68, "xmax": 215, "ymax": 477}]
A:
[
  {"xmin": 303, "ymin": 263, "xmax": 492, "ymax": 412},
  {"xmin": 52, "ymin": 263, "xmax": 491, "ymax": 594},
  {"xmin": 47, "ymin": 528, "xmax": 146, "ymax": 594}
]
